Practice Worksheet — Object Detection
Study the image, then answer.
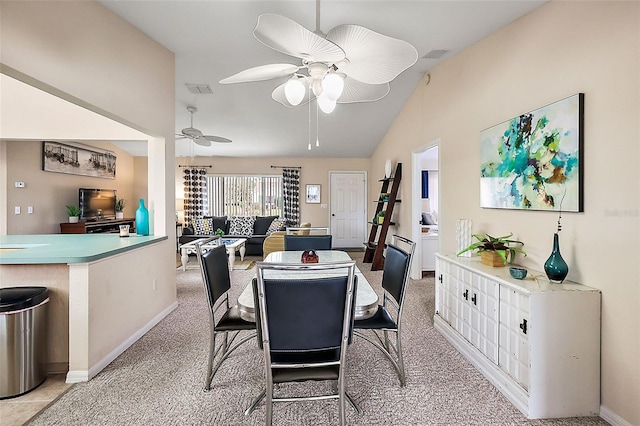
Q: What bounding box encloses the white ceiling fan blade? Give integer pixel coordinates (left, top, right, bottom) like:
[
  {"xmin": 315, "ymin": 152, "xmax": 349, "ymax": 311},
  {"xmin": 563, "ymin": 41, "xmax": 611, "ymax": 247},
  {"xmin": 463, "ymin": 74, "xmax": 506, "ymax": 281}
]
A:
[
  {"xmin": 182, "ymin": 127, "xmax": 203, "ymax": 137},
  {"xmin": 220, "ymin": 63, "xmax": 300, "ymax": 84},
  {"xmin": 271, "ymin": 79, "xmax": 314, "ymax": 108},
  {"xmin": 254, "ymin": 13, "xmax": 345, "ymax": 63},
  {"xmin": 338, "ymin": 78, "xmax": 389, "ymax": 103},
  {"xmin": 203, "ymin": 135, "xmax": 232, "ymax": 144},
  {"xmin": 193, "ymin": 137, "xmax": 212, "ymax": 147},
  {"xmin": 327, "ymin": 24, "xmax": 418, "ymax": 85}
]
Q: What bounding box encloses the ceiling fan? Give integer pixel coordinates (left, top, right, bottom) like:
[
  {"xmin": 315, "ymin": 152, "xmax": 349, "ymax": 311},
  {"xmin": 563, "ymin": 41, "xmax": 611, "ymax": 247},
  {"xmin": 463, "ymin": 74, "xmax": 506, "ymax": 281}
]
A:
[
  {"xmin": 175, "ymin": 106, "xmax": 231, "ymax": 146},
  {"xmin": 219, "ymin": 0, "xmax": 418, "ymax": 113}
]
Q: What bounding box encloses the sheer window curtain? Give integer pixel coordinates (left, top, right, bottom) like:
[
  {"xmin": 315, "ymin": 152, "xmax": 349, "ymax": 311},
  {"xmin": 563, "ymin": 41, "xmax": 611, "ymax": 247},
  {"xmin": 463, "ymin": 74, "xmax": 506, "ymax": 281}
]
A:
[{"xmin": 282, "ymin": 168, "xmax": 300, "ymax": 226}]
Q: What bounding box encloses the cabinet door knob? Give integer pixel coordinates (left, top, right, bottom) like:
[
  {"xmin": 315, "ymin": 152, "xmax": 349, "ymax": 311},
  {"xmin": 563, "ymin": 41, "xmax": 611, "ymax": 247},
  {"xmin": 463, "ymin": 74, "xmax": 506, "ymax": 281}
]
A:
[
  {"xmin": 438, "ymin": 274, "xmax": 443, "ymax": 283},
  {"xmin": 463, "ymin": 289, "xmax": 469, "ymax": 300},
  {"xmin": 471, "ymin": 293, "xmax": 477, "ymax": 305},
  {"xmin": 519, "ymin": 319, "xmax": 528, "ymax": 334}
]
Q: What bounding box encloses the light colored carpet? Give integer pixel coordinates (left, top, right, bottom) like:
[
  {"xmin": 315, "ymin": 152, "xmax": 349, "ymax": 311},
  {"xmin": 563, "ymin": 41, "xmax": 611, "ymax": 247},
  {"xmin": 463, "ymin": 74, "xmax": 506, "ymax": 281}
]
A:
[{"xmin": 31, "ymin": 254, "xmax": 607, "ymax": 425}]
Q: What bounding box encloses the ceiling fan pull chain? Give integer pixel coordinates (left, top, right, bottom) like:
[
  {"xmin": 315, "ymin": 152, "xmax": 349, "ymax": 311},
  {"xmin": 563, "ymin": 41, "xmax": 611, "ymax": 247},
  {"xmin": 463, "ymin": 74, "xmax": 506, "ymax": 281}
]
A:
[
  {"xmin": 316, "ymin": 99, "xmax": 320, "ymax": 147},
  {"xmin": 308, "ymin": 84, "xmax": 312, "ymax": 150}
]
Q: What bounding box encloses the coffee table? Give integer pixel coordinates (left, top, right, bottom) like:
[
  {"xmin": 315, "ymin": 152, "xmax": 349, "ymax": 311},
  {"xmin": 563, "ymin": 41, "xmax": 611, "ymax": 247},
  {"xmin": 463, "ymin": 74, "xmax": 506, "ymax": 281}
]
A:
[{"xmin": 180, "ymin": 237, "xmax": 246, "ymax": 271}]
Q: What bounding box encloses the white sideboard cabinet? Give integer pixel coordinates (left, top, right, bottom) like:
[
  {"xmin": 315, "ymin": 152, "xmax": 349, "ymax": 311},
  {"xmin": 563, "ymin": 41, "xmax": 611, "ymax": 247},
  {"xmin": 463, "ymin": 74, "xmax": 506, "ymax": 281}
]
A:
[{"xmin": 435, "ymin": 254, "xmax": 601, "ymax": 419}]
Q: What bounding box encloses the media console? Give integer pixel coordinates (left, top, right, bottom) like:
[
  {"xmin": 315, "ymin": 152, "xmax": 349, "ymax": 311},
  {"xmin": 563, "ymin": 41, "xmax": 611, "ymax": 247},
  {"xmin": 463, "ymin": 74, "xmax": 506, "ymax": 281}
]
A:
[{"xmin": 60, "ymin": 218, "xmax": 135, "ymax": 234}]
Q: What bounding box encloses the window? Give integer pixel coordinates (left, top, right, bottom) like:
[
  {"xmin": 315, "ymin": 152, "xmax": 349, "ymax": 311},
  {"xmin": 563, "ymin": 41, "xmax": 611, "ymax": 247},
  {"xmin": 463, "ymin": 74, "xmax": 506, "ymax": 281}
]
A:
[{"xmin": 205, "ymin": 175, "xmax": 282, "ymax": 217}]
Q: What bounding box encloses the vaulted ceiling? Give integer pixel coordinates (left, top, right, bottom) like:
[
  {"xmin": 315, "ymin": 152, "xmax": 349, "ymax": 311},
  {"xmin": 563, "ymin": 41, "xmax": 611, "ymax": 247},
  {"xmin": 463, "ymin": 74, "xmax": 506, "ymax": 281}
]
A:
[{"xmin": 100, "ymin": 1, "xmax": 546, "ymax": 158}]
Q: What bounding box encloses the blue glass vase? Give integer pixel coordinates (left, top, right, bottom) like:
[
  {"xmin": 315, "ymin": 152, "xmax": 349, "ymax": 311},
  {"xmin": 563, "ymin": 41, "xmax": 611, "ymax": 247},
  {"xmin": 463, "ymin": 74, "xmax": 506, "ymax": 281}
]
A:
[
  {"xmin": 544, "ymin": 233, "xmax": 568, "ymax": 283},
  {"xmin": 135, "ymin": 198, "xmax": 149, "ymax": 236}
]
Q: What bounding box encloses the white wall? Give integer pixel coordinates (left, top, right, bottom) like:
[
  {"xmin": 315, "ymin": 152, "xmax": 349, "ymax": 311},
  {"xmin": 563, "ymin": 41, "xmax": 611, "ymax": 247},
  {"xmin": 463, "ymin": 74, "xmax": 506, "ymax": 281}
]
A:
[{"xmin": 373, "ymin": 2, "xmax": 639, "ymax": 424}]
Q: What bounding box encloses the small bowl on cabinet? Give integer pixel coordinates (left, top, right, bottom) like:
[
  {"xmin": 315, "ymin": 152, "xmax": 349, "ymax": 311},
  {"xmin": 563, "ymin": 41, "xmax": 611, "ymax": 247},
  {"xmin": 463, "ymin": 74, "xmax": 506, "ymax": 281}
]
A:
[{"xmin": 509, "ymin": 267, "xmax": 528, "ymax": 280}]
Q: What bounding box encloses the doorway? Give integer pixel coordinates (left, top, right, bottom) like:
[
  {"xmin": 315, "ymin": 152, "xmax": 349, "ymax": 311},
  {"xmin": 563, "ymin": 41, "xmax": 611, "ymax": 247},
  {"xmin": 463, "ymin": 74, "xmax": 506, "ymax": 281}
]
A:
[
  {"xmin": 329, "ymin": 171, "xmax": 367, "ymax": 249},
  {"xmin": 411, "ymin": 141, "xmax": 440, "ymax": 280}
]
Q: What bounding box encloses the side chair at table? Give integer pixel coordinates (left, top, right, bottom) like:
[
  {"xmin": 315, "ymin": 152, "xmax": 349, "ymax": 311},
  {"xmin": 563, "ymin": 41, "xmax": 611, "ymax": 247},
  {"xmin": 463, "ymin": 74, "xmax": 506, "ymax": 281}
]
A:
[
  {"xmin": 245, "ymin": 261, "xmax": 361, "ymax": 426},
  {"xmin": 196, "ymin": 238, "xmax": 257, "ymax": 392},
  {"xmin": 283, "ymin": 234, "xmax": 332, "ymax": 251},
  {"xmin": 353, "ymin": 234, "xmax": 415, "ymax": 386}
]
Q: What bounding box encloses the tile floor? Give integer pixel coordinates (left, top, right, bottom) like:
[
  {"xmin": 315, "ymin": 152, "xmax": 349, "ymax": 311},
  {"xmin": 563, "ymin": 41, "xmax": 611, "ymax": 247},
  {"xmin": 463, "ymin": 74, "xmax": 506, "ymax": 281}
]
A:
[{"xmin": 0, "ymin": 375, "xmax": 72, "ymax": 426}]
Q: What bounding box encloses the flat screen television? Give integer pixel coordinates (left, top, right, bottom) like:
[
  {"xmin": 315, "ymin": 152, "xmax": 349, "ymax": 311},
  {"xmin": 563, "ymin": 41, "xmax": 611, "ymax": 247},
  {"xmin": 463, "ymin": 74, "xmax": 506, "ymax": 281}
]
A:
[{"xmin": 79, "ymin": 188, "xmax": 117, "ymax": 221}]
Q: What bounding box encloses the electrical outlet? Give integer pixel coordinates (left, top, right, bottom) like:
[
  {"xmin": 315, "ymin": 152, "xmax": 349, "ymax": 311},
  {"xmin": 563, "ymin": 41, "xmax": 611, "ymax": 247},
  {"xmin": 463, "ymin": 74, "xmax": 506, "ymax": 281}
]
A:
[
  {"xmin": 14, "ymin": 206, "xmax": 20, "ymax": 214},
  {"xmin": 28, "ymin": 206, "xmax": 34, "ymax": 214},
  {"xmin": 14, "ymin": 181, "xmax": 25, "ymax": 188}
]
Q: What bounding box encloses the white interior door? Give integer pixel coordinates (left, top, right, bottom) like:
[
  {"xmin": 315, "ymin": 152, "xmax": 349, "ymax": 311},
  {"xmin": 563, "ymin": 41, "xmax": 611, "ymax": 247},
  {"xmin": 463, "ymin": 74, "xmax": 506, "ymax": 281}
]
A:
[{"xmin": 329, "ymin": 171, "xmax": 366, "ymax": 248}]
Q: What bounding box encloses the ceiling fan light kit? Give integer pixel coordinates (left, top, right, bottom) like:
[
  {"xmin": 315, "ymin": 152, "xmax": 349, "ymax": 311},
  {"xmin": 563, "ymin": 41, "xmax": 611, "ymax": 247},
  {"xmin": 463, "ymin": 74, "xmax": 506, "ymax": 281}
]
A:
[
  {"xmin": 322, "ymin": 72, "xmax": 345, "ymax": 101},
  {"xmin": 219, "ymin": 3, "xmax": 418, "ymax": 113},
  {"xmin": 284, "ymin": 76, "xmax": 306, "ymax": 106},
  {"xmin": 317, "ymin": 93, "xmax": 336, "ymax": 114}
]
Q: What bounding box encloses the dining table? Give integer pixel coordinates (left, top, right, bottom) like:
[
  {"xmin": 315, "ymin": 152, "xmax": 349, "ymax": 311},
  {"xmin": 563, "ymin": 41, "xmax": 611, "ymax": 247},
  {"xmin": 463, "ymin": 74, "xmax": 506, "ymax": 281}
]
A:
[{"xmin": 237, "ymin": 250, "xmax": 379, "ymax": 322}]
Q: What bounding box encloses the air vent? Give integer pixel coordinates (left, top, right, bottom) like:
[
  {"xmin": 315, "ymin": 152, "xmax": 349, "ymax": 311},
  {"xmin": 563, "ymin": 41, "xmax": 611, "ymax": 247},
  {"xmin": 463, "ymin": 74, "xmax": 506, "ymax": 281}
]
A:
[
  {"xmin": 185, "ymin": 83, "xmax": 213, "ymax": 94},
  {"xmin": 422, "ymin": 49, "xmax": 450, "ymax": 59}
]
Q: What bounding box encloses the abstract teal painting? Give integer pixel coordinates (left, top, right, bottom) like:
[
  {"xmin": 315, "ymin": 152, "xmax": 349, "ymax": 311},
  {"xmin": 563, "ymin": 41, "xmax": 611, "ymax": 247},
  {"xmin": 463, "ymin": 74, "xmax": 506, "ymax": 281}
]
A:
[{"xmin": 480, "ymin": 94, "xmax": 583, "ymax": 212}]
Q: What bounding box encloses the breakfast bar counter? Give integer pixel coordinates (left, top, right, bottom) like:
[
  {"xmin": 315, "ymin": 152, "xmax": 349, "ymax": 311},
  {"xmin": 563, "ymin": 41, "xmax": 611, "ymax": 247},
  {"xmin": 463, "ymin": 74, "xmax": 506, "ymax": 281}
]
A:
[
  {"xmin": 0, "ymin": 233, "xmax": 175, "ymax": 383},
  {"xmin": 0, "ymin": 233, "xmax": 165, "ymax": 264}
]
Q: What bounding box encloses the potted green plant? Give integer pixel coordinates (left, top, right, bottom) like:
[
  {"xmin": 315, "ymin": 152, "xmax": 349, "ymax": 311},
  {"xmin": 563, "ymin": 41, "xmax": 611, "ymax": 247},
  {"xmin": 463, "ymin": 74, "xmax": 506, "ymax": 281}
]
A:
[
  {"xmin": 214, "ymin": 228, "xmax": 225, "ymax": 237},
  {"xmin": 66, "ymin": 205, "xmax": 80, "ymax": 223},
  {"xmin": 457, "ymin": 233, "xmax": 526, "ymax": 267},
  {"xmin": 376, "ymin": 210, "xmax": 386, "ymax": 224},
  {"xmin": 115, "ymin": 198, "xmax": 126, "ymax": 219}
]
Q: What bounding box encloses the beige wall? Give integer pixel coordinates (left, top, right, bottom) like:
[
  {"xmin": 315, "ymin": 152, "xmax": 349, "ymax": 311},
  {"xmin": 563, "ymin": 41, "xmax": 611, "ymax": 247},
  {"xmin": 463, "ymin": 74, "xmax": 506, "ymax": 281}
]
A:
[
  {"xmin": 5, "ymin": 141, "xmax": 137, "ymax": 234},
  {"xmin": 175, "ymin": 157, "xmax": 370, "ymax": 227},
  {"xmin": 374, "ymin": 2, "xmax": 639, "ymax": 424},
  {"xmin": 1, "ymin": 0, "xmax": 178, "ymax": 378}
]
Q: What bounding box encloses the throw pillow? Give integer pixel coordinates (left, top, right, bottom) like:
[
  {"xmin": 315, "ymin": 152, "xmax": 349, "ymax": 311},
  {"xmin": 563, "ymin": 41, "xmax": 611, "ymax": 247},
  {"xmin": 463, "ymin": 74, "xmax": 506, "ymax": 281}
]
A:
[
  {"xmin": 192, "ymin": 217, "xmax": 214, "ymax": 235},
  {"xmin": 267, "ymin": 218, "xmax": 286, "ymax": 234},
  {"xmin": 422, "ymin": 212, "xmax": 437, "ymax": 225},
  {"xmin": 228, "ymin": 216, "xmax": 255, "ymax": 236},
  {"xmin": 204, "ymin": 216, "xmax": 228, "ymax": 234},
  {"xmin": 253, "ymin": 215, "xmax": 278, "ymax": 235}
]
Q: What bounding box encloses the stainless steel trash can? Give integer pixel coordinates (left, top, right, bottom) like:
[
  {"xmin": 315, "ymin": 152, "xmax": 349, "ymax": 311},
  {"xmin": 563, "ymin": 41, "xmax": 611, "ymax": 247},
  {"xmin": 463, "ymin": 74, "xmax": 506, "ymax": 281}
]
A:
[{"xmin": 0, "ymin": 287, "xmax": 49, "ymax": 399}]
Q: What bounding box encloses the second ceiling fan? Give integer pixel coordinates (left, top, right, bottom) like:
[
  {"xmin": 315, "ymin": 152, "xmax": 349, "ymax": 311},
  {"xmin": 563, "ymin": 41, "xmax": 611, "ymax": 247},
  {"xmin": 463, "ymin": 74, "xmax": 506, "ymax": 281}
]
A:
[
  {"xmin": 176, "ymin": 106, "xmax": 231, "ymax": 147},
  {"xmin": 219, "ymin": 0, "xmax": 418, "ymax": 113}
]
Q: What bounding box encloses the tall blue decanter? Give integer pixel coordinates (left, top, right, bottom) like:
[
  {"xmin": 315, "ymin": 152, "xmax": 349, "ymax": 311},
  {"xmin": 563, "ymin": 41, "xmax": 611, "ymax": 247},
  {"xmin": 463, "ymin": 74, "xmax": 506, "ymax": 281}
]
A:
[
  {"xmin": 544, "ymin": 233, "xmax": 568, "ymax": 283},
  {"xmin": 135, "ymin": 198, "xmax": 149, "ymax": 236}
]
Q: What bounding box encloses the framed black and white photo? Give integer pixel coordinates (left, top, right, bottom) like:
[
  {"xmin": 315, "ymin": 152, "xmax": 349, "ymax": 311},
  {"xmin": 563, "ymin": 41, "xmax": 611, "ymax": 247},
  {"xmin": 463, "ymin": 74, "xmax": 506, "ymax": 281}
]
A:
[
  {"xmin": 42, "ymin": 141, "xmax": 116, "ymax": 179},
  {"xmin": 305, "ymin": 184, "xmax": 321, "ymax": 204}
]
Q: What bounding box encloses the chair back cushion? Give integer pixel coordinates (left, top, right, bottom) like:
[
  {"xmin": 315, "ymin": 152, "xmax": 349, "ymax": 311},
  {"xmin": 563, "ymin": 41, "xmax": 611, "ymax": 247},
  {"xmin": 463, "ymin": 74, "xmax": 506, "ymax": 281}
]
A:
[
  {"xmin": 381, "ymin": 244, "xmax": 411, "ymax": 304},
  {"xmin": 263, "ymin": 276, "xmax": 347, "ymax": 352},
  {"xmin": 200, "ymin": 244, "xmax": 231, "ymax": 305},
  {"xmin": 283, "ymin": 235, "xmax": 332, "ymax": 251}
]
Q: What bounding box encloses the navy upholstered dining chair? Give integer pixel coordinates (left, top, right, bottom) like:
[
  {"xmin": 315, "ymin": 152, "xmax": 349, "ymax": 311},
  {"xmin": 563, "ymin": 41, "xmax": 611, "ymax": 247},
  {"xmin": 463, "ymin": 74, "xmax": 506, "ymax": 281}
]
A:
[
  {"xmin": 245, "ymin": 261, "xmax": 361, "ymax": 425},
  {"xmin": 353, "ymin": 234, "xmax": 415, "ymax": 386},
  {"xmin": 196, "ymin": 238, "xmax": 256, "ymax": 392},
  {"xmin": 283, "ymin": 234, "xmax": 332, "ymax": 251}
]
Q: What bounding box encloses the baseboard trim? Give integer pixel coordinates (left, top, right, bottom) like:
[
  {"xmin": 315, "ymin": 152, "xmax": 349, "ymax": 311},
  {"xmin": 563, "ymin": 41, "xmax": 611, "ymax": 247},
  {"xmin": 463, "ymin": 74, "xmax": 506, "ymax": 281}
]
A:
[
  {"xmin": 600, "ymin": 405, "xmax": 632, "ymax": 426},
  {"xmin": 65, "ymin": 301, "xmax": 178, "ymax": 383}
]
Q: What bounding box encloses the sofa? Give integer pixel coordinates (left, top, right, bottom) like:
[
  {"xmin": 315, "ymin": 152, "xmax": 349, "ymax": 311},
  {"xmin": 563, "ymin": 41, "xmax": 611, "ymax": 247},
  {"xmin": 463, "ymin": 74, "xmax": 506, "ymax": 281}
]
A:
[{"xmin": 179, "ymin": 215, "xmax": 285, "ymax": 256}]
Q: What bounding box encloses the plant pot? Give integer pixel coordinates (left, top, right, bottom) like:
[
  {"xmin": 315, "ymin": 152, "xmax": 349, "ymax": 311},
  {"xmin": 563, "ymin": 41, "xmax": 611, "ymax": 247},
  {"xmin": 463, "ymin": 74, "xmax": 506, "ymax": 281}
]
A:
[
  {"xmin": 480, "ymin": 251, "xmax": 506, "ymax": 267},
  {"xmin": 115, "ymin": 212, "xmax": 124, "ymax": 220},
  {"xmin": 69, "ymin": 216, "xmax": 79, "ymax": 224}
]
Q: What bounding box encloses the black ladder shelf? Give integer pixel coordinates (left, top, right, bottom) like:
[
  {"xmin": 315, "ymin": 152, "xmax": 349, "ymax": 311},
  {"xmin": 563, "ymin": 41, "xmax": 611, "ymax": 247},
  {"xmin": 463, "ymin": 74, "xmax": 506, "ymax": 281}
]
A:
[{"xmin": 363, "ymin": 162, "xmax": 402, "ymax": 271}]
